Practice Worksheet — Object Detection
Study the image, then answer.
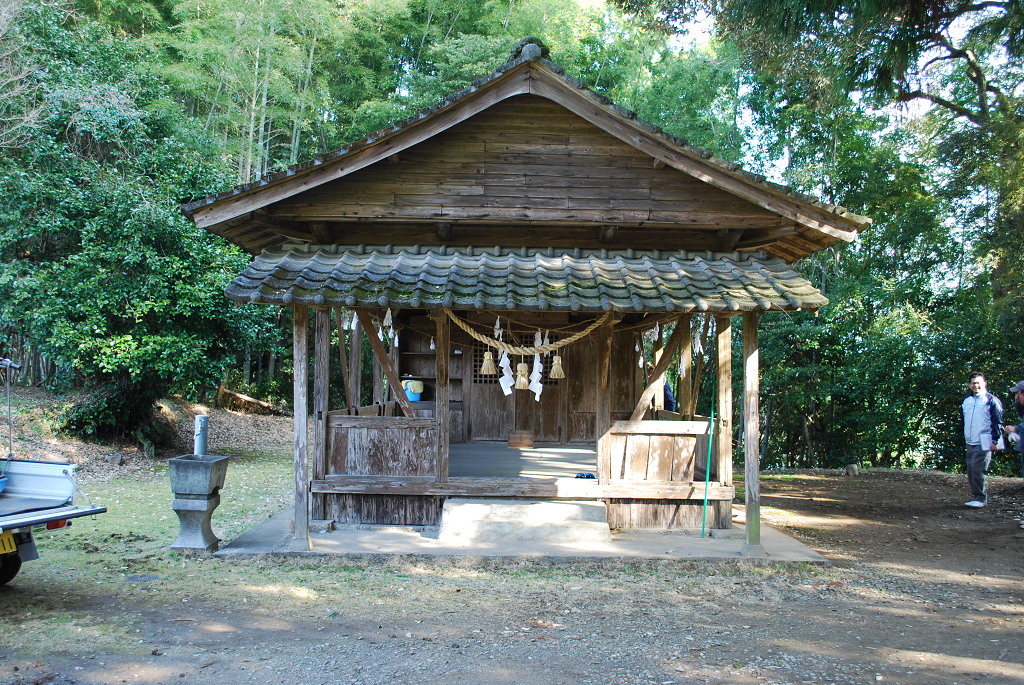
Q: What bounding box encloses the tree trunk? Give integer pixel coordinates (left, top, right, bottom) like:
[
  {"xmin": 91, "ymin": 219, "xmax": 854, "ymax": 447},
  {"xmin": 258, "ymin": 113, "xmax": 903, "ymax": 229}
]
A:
[
  {"xmin": 801, "ymin": 413, "xmax": 815, "ymax": 468},
  {"xmin": 760, "ymin": 396, "xmax": 775, "ymax": 469},
  {"xmin": 243, "ymin": 43, "xmax": 262, "ymax": 183},
  {"xmin": 290, "ymin": 32, "xmax": 317, "ymax": 165}
]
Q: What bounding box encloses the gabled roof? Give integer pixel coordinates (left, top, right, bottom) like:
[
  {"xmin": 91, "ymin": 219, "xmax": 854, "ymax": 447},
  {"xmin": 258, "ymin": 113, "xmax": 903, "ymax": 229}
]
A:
[
  {"xmin": 182, "ymin": 38, "xmax": 871, "ymax": 262},
  {"xmin": 227, "ymin": 244, "xmax": 827, "ymax": 313}
]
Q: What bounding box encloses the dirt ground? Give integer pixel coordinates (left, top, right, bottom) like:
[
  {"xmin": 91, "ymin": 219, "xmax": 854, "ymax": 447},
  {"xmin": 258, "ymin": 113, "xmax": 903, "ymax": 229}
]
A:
[{"xmin": 1, "ymin": 391, "xmax": 1023, "ymax": 685}]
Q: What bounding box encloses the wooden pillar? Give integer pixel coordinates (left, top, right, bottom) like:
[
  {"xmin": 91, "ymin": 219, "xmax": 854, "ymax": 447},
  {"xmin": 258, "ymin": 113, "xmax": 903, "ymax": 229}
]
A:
[
  {"xmin": 433, "ymin": 312, "xmax": 450, "ymax": 482},
  {"xmin": 742, "ymin": 312, "xmax": 766, "ymax": 556},
  {"xmin": 388, "ymin": 327, "xmax": 401, "ymax": 403},
  {"xmin": 629, "ymin": 316, "xmax": 688, "ymax": 422},
  {"xmin": 652, "ymin": 324, "xmax": 664, "ymax": 413},
  {"xmin": 292, "ymin": 305, "xmax": 310, "ymax": 545},
  {"xmin": 311, "ymin": 309, "xmax": 330, "ymax": 521},
  {"xmin": 595, "ymin": 320, "xmax": 614, "ymax": 483},
  {"xmin": 372, "ymin": 352, "xmax": 383, "ymax": 405},
  {"xmin": 715, "ymin": 315, "xmax": 733, "ymax": 487},
  {"xmin": 355, "ymin": 309, "xmax": 415, "ymax": 418},
  {"xmin": 348, "ymin": 314, "xmax": 362, "ymax": 410},
  {"xmin": 334, "ymin": 308, "xmax": 354, "ymax": 414},
  {"xmin": 678, "ymin": 314, "xmax": 693, "ymax": 417}
]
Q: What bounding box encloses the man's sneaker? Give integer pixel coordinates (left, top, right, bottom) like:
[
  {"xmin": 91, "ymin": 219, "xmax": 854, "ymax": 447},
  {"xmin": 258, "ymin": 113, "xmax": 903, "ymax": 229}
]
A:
[{"xmin": 965, "ymin": 500, "xmax": 986, "ymax": 508}]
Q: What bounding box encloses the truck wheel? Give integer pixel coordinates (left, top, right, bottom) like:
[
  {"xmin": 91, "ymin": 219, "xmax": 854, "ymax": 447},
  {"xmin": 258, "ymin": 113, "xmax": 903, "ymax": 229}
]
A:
[{"xmin": 0, "ymin": 553, "xmax": 21, "ymax": 585}]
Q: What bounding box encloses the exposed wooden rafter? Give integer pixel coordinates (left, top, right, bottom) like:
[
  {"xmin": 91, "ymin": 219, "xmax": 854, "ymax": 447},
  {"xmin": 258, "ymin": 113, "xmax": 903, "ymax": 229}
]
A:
[
  {"xmin": 598, "ymin": 224, "xmax": 617, "ymax": 244},
  {"xmin": 308, "ymin": 221, "xmax": 332, "ymax": 244}
]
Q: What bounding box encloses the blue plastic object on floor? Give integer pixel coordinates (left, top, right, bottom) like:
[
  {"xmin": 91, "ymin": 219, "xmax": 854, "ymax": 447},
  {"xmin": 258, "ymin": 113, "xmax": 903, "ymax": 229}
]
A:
[
  {"xmin": 574, "ymin": 472, "xmax": 595, "ymax": 479},
  {"xmin": 0, "ymin": 476, "xmax": 5, "ymax": 494}
]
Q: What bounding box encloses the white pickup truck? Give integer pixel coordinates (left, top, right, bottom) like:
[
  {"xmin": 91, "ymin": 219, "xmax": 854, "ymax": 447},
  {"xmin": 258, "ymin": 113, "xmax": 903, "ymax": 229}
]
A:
[
  {"xmin": 0, "ymin": 357, "xmax": 106, "ymax": 585},
  {"xmin": 0, "ymin": 459, "xmax": 107, "ymax": 584}
]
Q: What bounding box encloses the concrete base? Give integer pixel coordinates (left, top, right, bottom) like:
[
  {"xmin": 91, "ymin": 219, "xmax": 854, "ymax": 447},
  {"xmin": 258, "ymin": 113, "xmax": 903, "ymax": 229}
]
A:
[
  {"xmin": 214, "ymin": 508, "xmax": 827, "ymax": 563},
  {"xmin": 740, "ymin": 542, "xmax": 768, "ymax": 558},
  {"xmin": 438, "ymin": 499, "xmax": 611, "ymax": 544}
]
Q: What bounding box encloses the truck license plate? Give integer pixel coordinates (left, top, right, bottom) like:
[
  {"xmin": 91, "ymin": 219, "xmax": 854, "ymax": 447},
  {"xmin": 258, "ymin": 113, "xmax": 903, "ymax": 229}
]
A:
[{"xmin": 0, "ymin": 530, "xmax": 15, "ymax": 554}]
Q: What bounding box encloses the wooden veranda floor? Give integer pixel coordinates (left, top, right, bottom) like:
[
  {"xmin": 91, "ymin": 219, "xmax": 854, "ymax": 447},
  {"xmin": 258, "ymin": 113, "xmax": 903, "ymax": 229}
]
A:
[{"xmin": 448, "ymin": 442, "xmax": 597, "ymax": 479}]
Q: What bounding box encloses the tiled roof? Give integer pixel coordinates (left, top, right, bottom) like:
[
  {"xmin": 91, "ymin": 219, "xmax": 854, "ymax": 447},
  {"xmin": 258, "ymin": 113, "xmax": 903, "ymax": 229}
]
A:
[
  {"xmin": 180, "ymin": 41, "xmax": 870, "ymax": 233},
  {"xmin": 227, "ymin": 245, "xmax": 828, "ymax": 313}
]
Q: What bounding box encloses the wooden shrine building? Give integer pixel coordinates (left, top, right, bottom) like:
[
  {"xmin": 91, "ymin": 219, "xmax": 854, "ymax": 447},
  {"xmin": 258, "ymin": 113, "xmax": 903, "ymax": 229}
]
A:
[{"xmin": 183, "ymin": 38, "xmax": 870, "ymax": 553}]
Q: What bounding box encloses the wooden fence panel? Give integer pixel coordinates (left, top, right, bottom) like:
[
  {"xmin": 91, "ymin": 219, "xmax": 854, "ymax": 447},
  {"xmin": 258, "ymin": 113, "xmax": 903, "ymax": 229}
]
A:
[
  {"xmin": 598, "ymin": 420, "xmax": 714, "ymax": 487},
  {"xmin": 325, "ymin": 412, "xmax": 437, "ymax": 478}
]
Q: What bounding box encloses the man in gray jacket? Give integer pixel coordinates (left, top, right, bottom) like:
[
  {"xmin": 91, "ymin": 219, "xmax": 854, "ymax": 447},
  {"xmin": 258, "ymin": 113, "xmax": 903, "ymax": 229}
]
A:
[{"xmin": 961, "ymin": 371, "xmax": 1003, "ymax": 508}]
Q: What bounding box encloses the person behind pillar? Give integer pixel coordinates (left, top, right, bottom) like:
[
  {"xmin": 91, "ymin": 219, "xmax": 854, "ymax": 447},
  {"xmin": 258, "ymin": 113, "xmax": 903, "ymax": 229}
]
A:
[
  {"xmin": 961, "ymin": 371, "xmax": 1003, "ymax": 508},
  {"xmin": 1001, "ymin": 381, "xmax": 1024, "ymax": 513}
]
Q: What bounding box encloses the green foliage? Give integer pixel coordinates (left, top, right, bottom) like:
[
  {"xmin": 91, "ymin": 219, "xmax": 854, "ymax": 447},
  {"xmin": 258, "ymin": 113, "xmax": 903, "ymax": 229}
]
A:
[{"xmin": 0, "ymin": 3, "xmax": 278, "ymax": 437}]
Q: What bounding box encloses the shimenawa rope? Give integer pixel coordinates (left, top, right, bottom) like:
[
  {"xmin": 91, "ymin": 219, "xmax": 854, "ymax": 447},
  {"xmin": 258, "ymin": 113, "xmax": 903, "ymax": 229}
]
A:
[{"xmin": 442, "ymin": 308, "xmax": 611, "ymax": 355}]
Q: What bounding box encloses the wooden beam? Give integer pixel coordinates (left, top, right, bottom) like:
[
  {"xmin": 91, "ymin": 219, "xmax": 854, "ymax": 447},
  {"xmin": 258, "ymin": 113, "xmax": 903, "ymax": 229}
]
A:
[
  {"xmin": 372, "ymin": 351, "xmax": 383, "ymax": 404},
  {"xmin": 312, "ymin": 476, "xmax": 735, "ymax": 501},
  {"xmin": 608, "ymin": 420, "xmax": 710, "ymax": 435},
  {"xmin": 434, "ymin": 221, "xmax": 452, "ymax": 242},
  {"xmin": 715, "ymin": 228, "xmax": 744, "ymax": 251},
  {"xmin": 598, "ymin": 224, "xmax": 617, "ymax": 244},
  {"xmin": 312, "ymin": 310, "xmax": 331, "ymax": 497},
  {"xmin": 308, "ymin": 221, "xmax": 332, "ymax": 243},
  {"xmin": 596, "ymin": 320, "xmax": 614, "ymax": 484},
  {"xmin": 715, "ymin": 315, "xmax": 733, "ymax": 489},
  {"xmin": 355, "ymin": 308, "xmax": 415, "ymax": 418},
  {"xmin": 652, "ymin": 159, "xmax": 666, "ymax": 170},
  {"xmin": 653, "ymin": 323, "xmax": 664, "ymax": 411},
  {"xmin": 250, "ymin": 213, "xmax": 314, "ymax": 242},
  {"xmin": 690, "ymin": 314, "xmax": 712, "ymax": 422},
  {"xmin": 334, "ymin": 308, "xmax": 354, "ymax": 414},
  {"xmin": 735, "ymin": 227, "xmax": 796, "ymax": 249},
  {"xmin": 742, "ymin": 312, "xmax": 766, "ymax": 556},
  {"xmin": 387, "ymin": 153, "xmax": 400, "ymax": 164},
  {"xmin": 348, "ymin": 314, "xmax": 362, "ymax": 411},
  {"xmin": 388, "ymin": 324, "xmax": 401, "ymax": 403},
  {"xmin": 292, "ymin": 305, "xmax": 310, "ymax": 545},
  {"xmin": 677, "ymin": 314, "xmax": 693, "ymax": 417},
  {"xmin": 630, "ymin": 315, "xmax": 687, "ymax": 421},
  {"xmin": 433, "ymin": 311, "xmax": 450, "ymax": 483},
  {"xmin": 191, "ymin": 66, "xmax": 532, "ymax": 229},
  {"xmin": 327, "ymin": 415, "xmax": 434, "ymax": 429}
]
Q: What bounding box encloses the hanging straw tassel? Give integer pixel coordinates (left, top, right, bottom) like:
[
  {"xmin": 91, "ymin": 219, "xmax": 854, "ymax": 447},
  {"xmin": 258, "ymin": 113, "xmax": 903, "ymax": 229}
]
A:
[
  {"xmin": 549, "ymin": 355, "xmax": 565, "ymax": 379},
  {"xmin": 515, "ymin": 362, "xmax": 530, "ymax": 390},
  {"xmin": 480, "ymin": 350, "xmax": 497, "ymax": 375}
]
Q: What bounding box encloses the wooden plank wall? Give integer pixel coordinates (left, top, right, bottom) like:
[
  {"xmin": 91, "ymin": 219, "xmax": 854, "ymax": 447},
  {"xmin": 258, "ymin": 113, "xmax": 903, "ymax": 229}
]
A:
[
  {"xmin": 267, "ymin": 95, "xmax": 784, "ymax": 249},
  {"xmin": 329, "ymin": 495, "xmax": 444, "ymax": 526}
]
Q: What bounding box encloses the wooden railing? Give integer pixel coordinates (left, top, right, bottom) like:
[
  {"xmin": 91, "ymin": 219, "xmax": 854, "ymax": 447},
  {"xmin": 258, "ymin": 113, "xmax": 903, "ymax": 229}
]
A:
[{"xmin": 597, "ymin": 420, "xmax": 717, "ymax": 484}]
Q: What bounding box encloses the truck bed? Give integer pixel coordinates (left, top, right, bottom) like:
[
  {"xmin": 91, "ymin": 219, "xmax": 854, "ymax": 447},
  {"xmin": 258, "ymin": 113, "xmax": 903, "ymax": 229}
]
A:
[
  {"xmin": 0, "ymin": 459, "xmax": 106, "ymax": 532},
  {"xmin": 0, "ymin": 494, "xmax": 73, "ymax": 518}
]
